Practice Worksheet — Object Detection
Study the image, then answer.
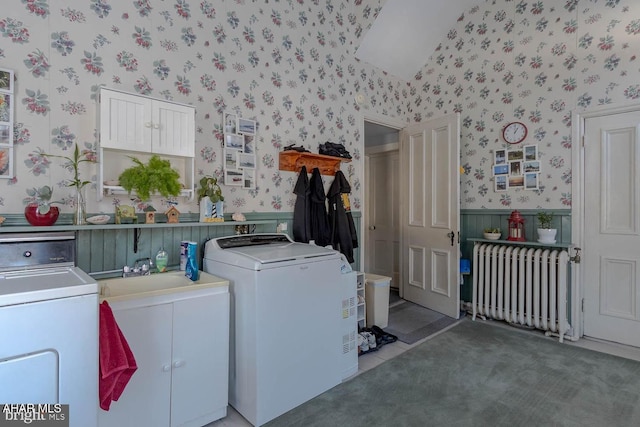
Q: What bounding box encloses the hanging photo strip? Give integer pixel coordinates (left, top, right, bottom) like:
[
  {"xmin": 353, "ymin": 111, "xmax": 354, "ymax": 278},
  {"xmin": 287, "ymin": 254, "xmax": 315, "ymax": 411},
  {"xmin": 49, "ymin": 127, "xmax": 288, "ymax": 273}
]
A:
[
  {"xmin": 492, "ymin": 145, "xmax": 540, "ymax": 192},
  {"xmin": 0, "ymin": 68, "xmax": 14, "ymax": 179},
  {"xmin": 222, "ymin": 112, "xmax": 257, "ymax": 187}
]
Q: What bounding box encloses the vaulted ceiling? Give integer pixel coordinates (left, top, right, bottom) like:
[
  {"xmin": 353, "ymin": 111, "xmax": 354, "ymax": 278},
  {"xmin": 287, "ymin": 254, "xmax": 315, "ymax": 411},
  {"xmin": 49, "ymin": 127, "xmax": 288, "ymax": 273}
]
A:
[
  {"xmin": 356, "ymin": 0, "xmax": 485, "ymax": 81},
  {"xmin": 361, "ymin": 0, "xmax": 485, "ymax": 143}
]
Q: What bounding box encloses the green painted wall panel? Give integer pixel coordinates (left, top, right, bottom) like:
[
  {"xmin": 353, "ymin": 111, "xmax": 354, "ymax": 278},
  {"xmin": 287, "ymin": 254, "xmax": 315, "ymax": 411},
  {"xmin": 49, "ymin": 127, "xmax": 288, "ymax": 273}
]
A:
[
  {"xmin": 459, "ymin": 209, "xmax": 571, "ymax": 302},
  {"xmin": 77, "ymin": 212, "xmax": 361, "ymax": 278}
]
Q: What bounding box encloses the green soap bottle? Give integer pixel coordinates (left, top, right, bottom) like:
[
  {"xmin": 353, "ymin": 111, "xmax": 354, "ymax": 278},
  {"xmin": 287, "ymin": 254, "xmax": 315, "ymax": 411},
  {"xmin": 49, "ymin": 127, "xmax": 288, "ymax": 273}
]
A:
[{"xmin": 155, "ymin": 248, "xmax": 168, "ymax": 273}]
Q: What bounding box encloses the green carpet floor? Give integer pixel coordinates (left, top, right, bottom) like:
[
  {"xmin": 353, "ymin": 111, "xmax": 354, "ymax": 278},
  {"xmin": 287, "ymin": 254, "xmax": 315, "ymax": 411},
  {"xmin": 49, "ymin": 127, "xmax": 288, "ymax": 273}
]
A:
[{"xmin": 266, "ymin": 319, "xmax": 640, "ymax": 427}]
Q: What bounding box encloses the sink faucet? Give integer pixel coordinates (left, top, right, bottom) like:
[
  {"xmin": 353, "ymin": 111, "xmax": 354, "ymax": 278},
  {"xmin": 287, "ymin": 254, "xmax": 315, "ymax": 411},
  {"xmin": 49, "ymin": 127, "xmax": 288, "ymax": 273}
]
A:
[{"xmin": 122, "ymin": 258, "xmax": 153, "ymax": 277}]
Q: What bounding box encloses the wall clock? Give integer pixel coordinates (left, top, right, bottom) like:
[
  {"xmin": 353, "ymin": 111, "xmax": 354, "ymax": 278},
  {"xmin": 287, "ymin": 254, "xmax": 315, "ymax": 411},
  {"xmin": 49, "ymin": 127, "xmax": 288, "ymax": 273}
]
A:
[{"xmin": 502, "ymin": 121, "xmax": 527, "ymax": 144}]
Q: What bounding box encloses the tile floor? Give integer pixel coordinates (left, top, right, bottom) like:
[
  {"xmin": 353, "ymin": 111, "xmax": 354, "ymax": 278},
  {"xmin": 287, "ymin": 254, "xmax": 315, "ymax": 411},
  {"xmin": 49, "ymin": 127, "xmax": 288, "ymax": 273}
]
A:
[{"xmin": 207, "ymin": 308, "xmax": 640, "ymax": 427}]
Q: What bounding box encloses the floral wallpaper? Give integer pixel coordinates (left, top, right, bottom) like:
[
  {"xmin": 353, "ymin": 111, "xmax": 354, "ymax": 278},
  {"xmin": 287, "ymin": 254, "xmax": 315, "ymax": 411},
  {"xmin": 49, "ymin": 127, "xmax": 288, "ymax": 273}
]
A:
[
  {"xmin": 412, "ymin": 0, "xmax": 640, "ymax": 209},
  {"xmin": 0, "ymin": 0, "xmax": 407, "ymax": 215},
  {"xmin": 1, "ymin": 0, "xmax": 640, "ymax": 217}
]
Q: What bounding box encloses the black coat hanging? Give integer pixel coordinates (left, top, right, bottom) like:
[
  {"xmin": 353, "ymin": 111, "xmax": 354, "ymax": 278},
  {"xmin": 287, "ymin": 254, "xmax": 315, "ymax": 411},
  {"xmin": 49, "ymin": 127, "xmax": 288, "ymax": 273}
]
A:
[
  {"xmin": 292, "ymin": 165, "xmax": 310, "ymax": 242},
  {"xmin": 327, "ymin": 170, "xmax": 358, "ymax": 263},
  {"xmin": 309, "ymin": 167, "xmax": 330, "ymax": 247}
]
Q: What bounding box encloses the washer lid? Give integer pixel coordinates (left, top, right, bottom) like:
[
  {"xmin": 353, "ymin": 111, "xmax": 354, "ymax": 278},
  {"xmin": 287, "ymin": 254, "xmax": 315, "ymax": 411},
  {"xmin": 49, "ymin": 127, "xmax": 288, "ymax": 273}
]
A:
[
  {"xmin": 225, "ymin": 241, "xmax": 337, "ymax": 264},
  {"xmin": 205, "ymin": 234, "xmax": 340, "ymax": 269},
  {"xmin": 0, "ymin": 266, "xmax": 98, "ymax": 307}
]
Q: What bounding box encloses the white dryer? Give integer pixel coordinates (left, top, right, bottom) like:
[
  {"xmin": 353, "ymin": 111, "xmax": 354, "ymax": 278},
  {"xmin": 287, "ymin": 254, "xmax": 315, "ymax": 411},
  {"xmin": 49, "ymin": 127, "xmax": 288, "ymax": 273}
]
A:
[
  {"xmin": 203, "ymin": 234, "xmax": 342, "ymax": 426},
  {"xmin": 0, "ymin": 232, "xmax": 98, "ymax": 427}
]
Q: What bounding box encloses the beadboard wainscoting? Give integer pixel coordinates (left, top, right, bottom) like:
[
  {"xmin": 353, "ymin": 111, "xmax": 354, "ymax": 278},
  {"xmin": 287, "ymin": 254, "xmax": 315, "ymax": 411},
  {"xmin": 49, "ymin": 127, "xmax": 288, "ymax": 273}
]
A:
[{"xmin": 0, "ymin": 212, "xmax": 361, "ymax": 278}]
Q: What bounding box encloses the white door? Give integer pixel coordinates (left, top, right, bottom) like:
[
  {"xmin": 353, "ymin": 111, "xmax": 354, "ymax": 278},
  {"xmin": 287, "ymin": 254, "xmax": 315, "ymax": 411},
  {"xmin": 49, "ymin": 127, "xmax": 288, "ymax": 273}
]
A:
[
  {"xmin": 365, "ymin": 150, "xmax": 400, "ymax": 286},
  {"xmin": 583, "ymin": 110, "xmax": 640, "ymax": 347},
  {"xmin": 400, "ymin": 113, "xmax": 460, "ymax": 318}
]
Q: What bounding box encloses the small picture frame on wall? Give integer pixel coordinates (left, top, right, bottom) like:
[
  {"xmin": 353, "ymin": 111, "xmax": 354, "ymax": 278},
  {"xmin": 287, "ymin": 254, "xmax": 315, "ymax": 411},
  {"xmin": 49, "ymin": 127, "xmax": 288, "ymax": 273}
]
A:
[
  {"xmin": 494, "ymin": 149, "xmax": 506, "ymax": 165},
  {"xmin": 493, "ymin": 164, "xmax": 509, "ymax": 175},
  {"xmin": 223, "ymin": 112, "xmax": 237, "ymax": 134},
  {"xmin": 0, "ymin": 146, "xmax": 13, "ymax": 178},
  {"xmin": 509, "ymin": 161, "xmax": 522, "ymax": 176},
  {"xmin": 225, "ymin": 133, "xmax": 244, "ymax": 150},
  {"xmin": 524, "ymin": 145, "xmax": 537, "ymax": 161},
  {"xmin": 508, "ymin": 175, "xmax": 524, "ymax": 188},
  {"xmin": 495, "ymin": 175, "xmax": 508, "ymax": 192},
  {"xmin": 507, "ymin": 149, "xmax": 523, "ymax": 162},
  {"xmin": 242, "ymin": 169, "xmax": 256, "ymax": 189},
  {"xmin": 224, "ymin": 148, "xmax": 239, "ymax": 169},
  {"xmin": 238, "ymin": 118, "xmax": 256, "ymax": 135},
  {"xmin": 523, "ymin": 160, "xmax": 540, "ymax": 173},
  {"xmin": 238, "ymin": 152, "xmax": 256, "ymax": 169},
  {"xmin": 225, "ymin": 169, "xmax": 243, "ymax": 186},
  {"xmin": 0, "ymin": 123, "xmax": 11, "ymax": 145},
  {"xmin": 0, "ymin": 68, "xmax": 14, "ymax": 92},
  {"xmin": 0, "ymin": 93, "xmax": 12, "ymax": 122},
  {"xmin": 525, "ymin": 172, "xmax": 539, "ymax": 190},
  {"xmin": 243, "ymin": 134, "xmax": 254, "ymax": 154}
]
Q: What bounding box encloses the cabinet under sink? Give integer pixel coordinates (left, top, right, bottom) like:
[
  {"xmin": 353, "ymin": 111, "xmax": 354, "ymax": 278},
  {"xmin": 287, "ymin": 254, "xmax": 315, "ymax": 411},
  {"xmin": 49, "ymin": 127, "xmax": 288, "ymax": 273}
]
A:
[{"xmin": 98, "ymin": 271, "xmax": 229, "ymax": 427}]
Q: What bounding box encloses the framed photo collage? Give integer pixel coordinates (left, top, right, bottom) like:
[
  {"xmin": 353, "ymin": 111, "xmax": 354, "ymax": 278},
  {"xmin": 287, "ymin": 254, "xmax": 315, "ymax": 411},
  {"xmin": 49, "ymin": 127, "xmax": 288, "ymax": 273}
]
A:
[
  {"xmin": 493, "ymin": 145, "xmax": 540, "ymax": 192},
  {"xmin": 223, "ymin": 112, "xmax": 256, "ymax": 189},
  {"xmin": 0, "ymin": 68, "xmax": 14, "ymax": 179}
]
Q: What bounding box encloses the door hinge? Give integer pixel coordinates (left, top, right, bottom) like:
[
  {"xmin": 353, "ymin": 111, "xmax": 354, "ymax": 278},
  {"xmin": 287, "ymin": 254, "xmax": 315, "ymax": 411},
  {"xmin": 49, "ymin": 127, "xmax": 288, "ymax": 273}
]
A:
[{"xmin": 581, "ymin": 298, "xmax": 584, "ymax": 312}]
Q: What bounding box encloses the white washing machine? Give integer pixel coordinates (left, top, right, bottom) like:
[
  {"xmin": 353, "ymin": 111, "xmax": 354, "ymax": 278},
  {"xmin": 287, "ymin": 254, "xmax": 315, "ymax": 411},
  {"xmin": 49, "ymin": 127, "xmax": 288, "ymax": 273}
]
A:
[
  {"xmin": 203, "ymin": 234, "xmax": 342, "ymax": 426},
  {"xmin": 0, "ymin": 232, "xmax": 98, "ymax": 427}
]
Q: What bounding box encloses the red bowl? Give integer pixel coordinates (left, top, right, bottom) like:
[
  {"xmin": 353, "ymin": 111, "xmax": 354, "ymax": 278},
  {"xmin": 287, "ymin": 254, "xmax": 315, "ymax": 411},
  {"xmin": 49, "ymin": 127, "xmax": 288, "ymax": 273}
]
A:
[{"xmin": 24, "ymin": 203, "xmax": 60, "ymax": 226}]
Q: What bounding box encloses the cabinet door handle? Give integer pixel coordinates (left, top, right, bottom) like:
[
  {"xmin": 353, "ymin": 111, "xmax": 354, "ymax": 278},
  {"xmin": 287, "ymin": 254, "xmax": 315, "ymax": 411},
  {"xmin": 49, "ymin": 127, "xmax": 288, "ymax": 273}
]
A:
[
  {"xmin": 153, "ymin": 123, "xmax": 160, "ymax": 129},
  {"xmin": 145, "ymin": 122, "xmax": 152, "ymax": 128},
  {"xmin": 172, "ymin": 360, "xmax": 185, "ymax": 369},
  {"xmin": 162, "ymin": 364, "xmax": 171, "ymax": 372}
]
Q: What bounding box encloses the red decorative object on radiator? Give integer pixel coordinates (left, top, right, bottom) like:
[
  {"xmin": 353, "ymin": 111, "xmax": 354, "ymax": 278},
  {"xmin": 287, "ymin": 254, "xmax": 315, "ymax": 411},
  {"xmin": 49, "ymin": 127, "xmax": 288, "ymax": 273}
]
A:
[{"xmin": 507, "ymin": 210, "xmax": 526, "ymax": 242}]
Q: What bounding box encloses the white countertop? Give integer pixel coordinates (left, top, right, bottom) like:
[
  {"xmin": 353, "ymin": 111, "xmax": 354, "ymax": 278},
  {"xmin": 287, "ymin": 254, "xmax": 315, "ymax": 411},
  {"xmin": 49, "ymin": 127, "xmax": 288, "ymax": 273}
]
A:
[{"xmin": 99, "ymin": 270, "xmax": 228, "ymax": 303}]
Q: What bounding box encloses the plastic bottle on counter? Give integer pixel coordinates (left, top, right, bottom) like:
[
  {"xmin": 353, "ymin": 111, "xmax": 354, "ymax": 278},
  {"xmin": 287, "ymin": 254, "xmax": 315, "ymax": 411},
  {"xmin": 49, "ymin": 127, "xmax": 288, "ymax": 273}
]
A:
[
  {"xmin": 185, "ymin": 241, "xmax": 199, "ymax": 281},
  {"xmin": 155, "ymin": 248, "xmax": 168, "ymax": 273},
  {"xmin": 179, "ymin": 240, "xmax": 188, "ymax": 271}
]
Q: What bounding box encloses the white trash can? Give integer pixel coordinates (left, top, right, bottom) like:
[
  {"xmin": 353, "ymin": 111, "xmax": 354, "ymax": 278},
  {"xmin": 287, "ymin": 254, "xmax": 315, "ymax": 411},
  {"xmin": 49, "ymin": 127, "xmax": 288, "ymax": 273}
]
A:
[{"xmin": 365, "ymin": 273, "xmax": 391, "ymax": 328}]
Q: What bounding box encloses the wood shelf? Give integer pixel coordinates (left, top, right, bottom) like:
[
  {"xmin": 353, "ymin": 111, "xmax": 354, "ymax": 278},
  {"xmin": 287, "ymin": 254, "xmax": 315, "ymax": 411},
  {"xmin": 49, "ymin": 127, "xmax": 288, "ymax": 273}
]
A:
[{"xmin": 279, "ymin": 150, "xmax": 351, "ymax": 175}]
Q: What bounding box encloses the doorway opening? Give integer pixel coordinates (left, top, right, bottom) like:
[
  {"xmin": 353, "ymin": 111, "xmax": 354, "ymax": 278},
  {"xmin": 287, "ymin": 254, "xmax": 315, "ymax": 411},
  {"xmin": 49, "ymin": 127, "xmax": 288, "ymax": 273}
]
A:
[{"xmin": 364, "ymin": 120, "xmax": 401, "ymax": 293}]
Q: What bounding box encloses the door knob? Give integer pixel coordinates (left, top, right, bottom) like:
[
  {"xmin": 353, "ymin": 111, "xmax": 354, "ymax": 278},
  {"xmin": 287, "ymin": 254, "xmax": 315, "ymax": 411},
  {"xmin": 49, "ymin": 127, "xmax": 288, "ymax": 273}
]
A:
[
  {"xmin": 162, "ymin": 364, "xmax": 171, "ymax": 372},
  {"xmin": 173, "ymin": 360, "xmax": 185, "ymax": 369},
  {"xmin": 447, "ymin": 231, "xmax": 455, "ymax": 246},
  {"xmin": 369, "ymin": 225, "xmax": 376, "ymax": 230}
]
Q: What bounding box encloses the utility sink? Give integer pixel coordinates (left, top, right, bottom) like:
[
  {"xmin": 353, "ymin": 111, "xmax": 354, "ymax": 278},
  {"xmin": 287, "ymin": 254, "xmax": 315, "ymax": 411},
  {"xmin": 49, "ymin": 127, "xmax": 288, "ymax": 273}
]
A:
[{"xmin": 99, "ymin": 270, "xmax": 228, "ymax": 302}]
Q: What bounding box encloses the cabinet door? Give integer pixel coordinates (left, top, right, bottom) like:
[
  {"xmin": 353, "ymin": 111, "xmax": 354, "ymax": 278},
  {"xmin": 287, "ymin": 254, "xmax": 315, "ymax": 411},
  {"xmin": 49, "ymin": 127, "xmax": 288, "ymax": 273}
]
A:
[
  {"xmin": 170, "ymin": 293, "xmax": 230, "ymax": 427},
  {"xmin": 152, "ymin": 101, "xmax": 195, "ymax": 157},
  {"xmin": 100, "ymin": 88, "xmax": 152, "ymax": 152},
  {"xmin": 99, "ymin": 303, "xmax": 173, "ymax": 427}
]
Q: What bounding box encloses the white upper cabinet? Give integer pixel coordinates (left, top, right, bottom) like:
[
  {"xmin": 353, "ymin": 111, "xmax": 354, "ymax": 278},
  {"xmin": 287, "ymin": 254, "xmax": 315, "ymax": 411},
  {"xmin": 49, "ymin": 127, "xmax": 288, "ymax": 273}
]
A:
[
  {"xmin": 98, "ymin": 87, "xmax": 196, "ymax": 200},
  {"xmin": 99, "ymin": 87, "xmax": 194, "ymax": 157}
]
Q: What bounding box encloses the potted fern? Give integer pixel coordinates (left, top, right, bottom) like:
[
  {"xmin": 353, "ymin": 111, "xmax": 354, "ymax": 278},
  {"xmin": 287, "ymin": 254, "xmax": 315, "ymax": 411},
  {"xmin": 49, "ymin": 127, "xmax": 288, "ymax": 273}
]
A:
[
  {"xmin": 197, "ymin": 175, "xmax": 224, "ymax": 222},
  {"xmin": 118, "ymin": 155, "xmax": 182, "ymax": 201},
  {"xmin": 536, "ymin": 211, "xmax": 557, "ymax": 244}
]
